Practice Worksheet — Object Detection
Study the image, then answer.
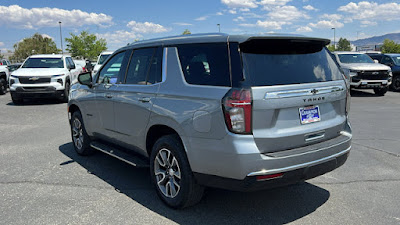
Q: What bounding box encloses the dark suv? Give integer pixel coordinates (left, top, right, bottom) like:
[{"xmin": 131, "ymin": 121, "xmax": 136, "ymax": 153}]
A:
[
  {"xmin": 367, "ymin": 53, "xmax": 400, "ymax": 91},
  {"xmin": 69, "ymin": 33, "xmax": 352, "ymax": 208}
]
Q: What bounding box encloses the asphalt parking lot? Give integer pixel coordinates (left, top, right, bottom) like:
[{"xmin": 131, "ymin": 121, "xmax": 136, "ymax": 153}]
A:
[{"xmin": 0, "ymin": 89, "xmax": 399, "ymax": 225}]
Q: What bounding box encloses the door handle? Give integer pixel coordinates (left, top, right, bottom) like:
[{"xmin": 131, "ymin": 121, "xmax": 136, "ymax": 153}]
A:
[
  {"xmin": 105, "ymin": 93, "xmax": 113, "ymax": 99},
  {"xmin": 139, "ymin": 97, "xmax": 151, "ymax": 103}
]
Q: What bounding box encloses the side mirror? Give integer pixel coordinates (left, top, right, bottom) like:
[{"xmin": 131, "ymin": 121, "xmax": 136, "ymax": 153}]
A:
[
  {"xmin": 78, "ymin": 72, "xmax": 93, "ymax": 88},
  {"xmin": 374, "ymin": 59, "xmax": 379, "ymax": 63}
]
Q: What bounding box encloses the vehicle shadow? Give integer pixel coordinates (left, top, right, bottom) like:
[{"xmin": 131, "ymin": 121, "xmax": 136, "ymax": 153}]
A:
[
  {"xmin": 6, "ymin": 98, "xmax": 64, "ymax": 106},
  {"xmin": 59, "ymin": 142, "xmax": 330, "ymax": 225},
  {"xmin": 350, "ymin": 89, "xmax": 380, "ymax": 97}
]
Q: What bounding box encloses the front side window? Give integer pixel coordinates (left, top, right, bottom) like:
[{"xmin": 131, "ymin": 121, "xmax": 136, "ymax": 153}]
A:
[
  {"xmin": 177, "ymin": 43, "xmax": 231, "ymax": 86},
  {"xmin": 97, "ymin": 51, "xmax": 126, "ymax": 84},
  {"xmin": 391, "ymin": 56, "xmax": 400, "ymax": 66},
  {"xmin": 125, "ymin": 48, "xmax": 156, "ymax": 85},
  {"xmin": 22, "ymin": 58, "xmax": 64, "ymax": 68},
  {"xmin": 382, "ymin": 56, "xmax": 393, "ymax": 65},
  {"xmin": 98, "ymin": 54, "xmax": 111, "ymax": 65}
]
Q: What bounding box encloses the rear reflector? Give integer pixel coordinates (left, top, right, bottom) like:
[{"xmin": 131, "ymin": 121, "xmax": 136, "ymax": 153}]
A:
[{"xmin": 256, "ymin": 173, "xmax": 284, "ymax": 181}]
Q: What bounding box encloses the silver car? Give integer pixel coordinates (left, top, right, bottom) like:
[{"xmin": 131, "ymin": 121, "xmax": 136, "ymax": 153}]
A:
[{"xmin": 68, "ymin": 33, "xmax": 352, "ymax": 208}]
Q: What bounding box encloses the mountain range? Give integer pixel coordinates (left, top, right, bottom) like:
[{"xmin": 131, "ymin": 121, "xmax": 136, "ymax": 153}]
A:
[{"xmin": 351, "ymin": 32, "xmax": 400, "ymax": 46}]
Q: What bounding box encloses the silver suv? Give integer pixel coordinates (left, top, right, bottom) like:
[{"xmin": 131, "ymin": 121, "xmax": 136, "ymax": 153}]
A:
[{"xmin": 68, "ymin": 34, "xmax": 352, "ymax": 208}]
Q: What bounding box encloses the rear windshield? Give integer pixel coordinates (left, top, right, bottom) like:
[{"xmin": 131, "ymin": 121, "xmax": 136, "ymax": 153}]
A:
[
  {"xmin": 337, "ymin": 54, "xmax": 374, "ymax": 64},
  {"xmin": 98, "ymin": 54, "xmax": 111, "ymax": 65},
  {"xmin": 239, "ymin": 39, "xmax": 343, "ymax": 86},
  {"xmin": 22, "ymin": 58, "xmax": 64, "ymax": 68}
]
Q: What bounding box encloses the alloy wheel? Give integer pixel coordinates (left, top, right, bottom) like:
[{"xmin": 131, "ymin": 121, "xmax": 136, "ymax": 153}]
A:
[
  {"xmin": 154, "ymin": 148, "xmax": 181, "ymax": 198},
  {"xmin": 72, "ymin": 117, "xmax": 84, "ymax": 150}
]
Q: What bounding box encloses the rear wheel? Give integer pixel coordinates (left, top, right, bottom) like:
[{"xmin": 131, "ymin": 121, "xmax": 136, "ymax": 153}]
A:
[
  {"xmin": 71, "ymin": 111, "xmax": 94, "ymax": 155},
  {"xmin": 374, "ymin": 87, "xmax": 388, "ymax": 96},
  {"xmin": 0, "ymin": 78, "xmax": 6, "ymax": 95},
  {"xmin": 391, "ymin": 75, "xmax": 400, "ymax": 92},
  {"xmin": 150, "ymin": 135, "xmax": 204, "ymax": 209}
]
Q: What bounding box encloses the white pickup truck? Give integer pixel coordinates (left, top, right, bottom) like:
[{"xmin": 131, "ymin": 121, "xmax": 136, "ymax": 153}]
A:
[
  {"xmin": 0, "ymin": 59, "xmax": 11, "ymax": 95},
  {"xmin": 9, "ymin": 54, "xmax": 81, "ymax": 104}
]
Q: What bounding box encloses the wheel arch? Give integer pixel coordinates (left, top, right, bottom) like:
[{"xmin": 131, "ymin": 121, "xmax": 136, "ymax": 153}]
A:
[{"xmin": 146, "ymin": 124, "xmax": 185, "ymax": 157}]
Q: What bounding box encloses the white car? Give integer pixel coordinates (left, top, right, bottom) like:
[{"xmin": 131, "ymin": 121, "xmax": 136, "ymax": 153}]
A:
[
  {"xmin": 9, "ymin": 54, "xmax": 80, "ymax": 103},
  {"xmin": 92, "ymin": 51, "xmax": 113, "ymax": 75},
  {"xmin": 0, "ymin": 59, "xmax": 11, "ymax": 95}
]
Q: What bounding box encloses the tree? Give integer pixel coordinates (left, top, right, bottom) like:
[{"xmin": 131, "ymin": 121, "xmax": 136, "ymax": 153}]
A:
[
  {"xmin": 381, "ymin": 39, "xmax": 400, "ymax": 53},
  {"xmin": 336, "ymin": 38, "xmax": 352, "ymax": 51},
  {"xmin": 65, "ymin": 31, "xmax": 107, "ymax": 60},
  {"xmin": 182, "ymin": 29, "xmax": 191, "ymax": 35},
  {"xmin": 10, "ymin": 33, "xmax": 59, "ymax": 62},
  {"xmin": 327, "ymin": 45, "xmax": 335, "ymax": 52}
]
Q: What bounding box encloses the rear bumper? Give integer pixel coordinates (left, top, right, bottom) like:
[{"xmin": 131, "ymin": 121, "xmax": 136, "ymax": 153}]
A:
[
  {"xmin": 186, "ymin": 120, "xmax": 352, "ymax": 188},
  {"xmin": 194, "ymin": 151, "xmax": 349, "ymax": 192},
  {"xmin": 10, "ymin": 87, "xmax": 64, "ymax": 99}
]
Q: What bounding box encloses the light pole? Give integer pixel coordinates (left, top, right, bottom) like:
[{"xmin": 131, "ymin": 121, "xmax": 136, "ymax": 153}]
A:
[
  {"xmin": 217, "ymin": 24, "xmax": 220, "ymax": 33},
  {"xmin": 59, "ymin": 21, "xmax": 63, "ymax": 55},
  {"xmin": 331, "ymin": 27, "xmax": 336, "ymax": 51}
]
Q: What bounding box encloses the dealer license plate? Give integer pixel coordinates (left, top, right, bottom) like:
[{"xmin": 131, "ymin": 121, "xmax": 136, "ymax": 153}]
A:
[{"xmin": 299, "ymin": 105, "xmax": 321, "ymax": 124}]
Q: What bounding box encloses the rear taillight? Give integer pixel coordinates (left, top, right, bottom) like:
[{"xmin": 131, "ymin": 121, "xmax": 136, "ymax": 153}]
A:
[
  {"xmin": 222, "ymin": 88, "xmax": 252, "ymax": 134},
  {"xmin": 346, "ymin": 88, "xmax": 351, "ymax": 115}
]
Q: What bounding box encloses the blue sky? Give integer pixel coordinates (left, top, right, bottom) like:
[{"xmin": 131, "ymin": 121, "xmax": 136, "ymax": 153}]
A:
[{"xmin": 1, "ymin": 0, "xmax": 400, "ymax": 52}]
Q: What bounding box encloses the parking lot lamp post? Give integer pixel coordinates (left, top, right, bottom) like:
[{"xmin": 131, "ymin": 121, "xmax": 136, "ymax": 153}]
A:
[
  {"xmin": 217, "ymin": 24, "xmax": 220, "ymax": 33},
  {"xmin": 59, "ymin": 21, "xmax": 63, "ymax": 55},
  {"xmin": 331, "ymin": 27, "xmax": 336, "ymax": 51}
]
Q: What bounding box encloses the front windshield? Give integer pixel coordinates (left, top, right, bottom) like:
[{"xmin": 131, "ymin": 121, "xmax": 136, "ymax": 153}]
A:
[
  {"xmin": 391, "ymin": 56, "xmax": 400, "ymax": 66},
  {"xmin": 22, "ymin": 58, "xmax": 64, "ymax": 68},
  {"xmin": 338, "ymin": 54, "xmax": 374, "ymax": 64},
  {"xmin": 98, "ymin": 54, "xmax": 111, "ymax": 65}
]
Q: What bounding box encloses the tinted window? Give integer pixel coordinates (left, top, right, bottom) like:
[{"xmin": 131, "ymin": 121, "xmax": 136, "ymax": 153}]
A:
[
  {"xmin": 382, "ymin": 56, "xmax": 393, "ymax": 65},
  {"xmin": 98, "ymin": 54, "xmax": 111, "ymax": 65},
  {"xmin": 97, "ymin": 51, "xmax": 126, "ymax": 84},
  {"xmin": 177, "ymin": 43, "xmax": 231, "ymax": 86},
  {"xmin": 391, "ymin": 55, "xmax": 400, "ymax": 66},
  {"xmin": 147, "ymin": 47, "xmax": 163, "ymax": 84},
  {"xmin": 239, "ymin": 41, "xmax": 342, "ymax": 86},
  {"xmin": 22, "ymin": 58, "xmax": 64, "ymax": 68},
  {"xmin": 125, "ymin": 48, "xmax": 156, "ymax": 85}
]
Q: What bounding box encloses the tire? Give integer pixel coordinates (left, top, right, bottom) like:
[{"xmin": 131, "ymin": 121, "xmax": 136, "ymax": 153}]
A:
[
  {"xmin": 11, "ymin": 93, "xmax": 23, "ymax": 104},
  {"xmin": 70, "ymin": 111, "xmax": 94, "ymax": 155},
  {"xmin": 0, "ymin": 78, "xmax": 6, "ymax": 95},
  {"xmin": 150, "ymin": 134, "xmax": 204, "ymax": 209},
  {"xmin": 374, "ymin": 87, "xmax": 388, "ymax": 96},
  {"xmin": 391, "ymin": 75, "xmax": 400, "ymax": 92},
  {"xmin": 61, "ymin": 80, "xmax": 70, "ymax": 103}
]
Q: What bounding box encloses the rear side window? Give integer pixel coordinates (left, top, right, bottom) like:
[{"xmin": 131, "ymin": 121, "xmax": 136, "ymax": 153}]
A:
[
  {"xmin": 177, "ymin": 43, "xmax": 231, "ymax": 86},
  {"xmin": 239, "ymin": 40, "xmax": 343, "ymax": 86},
  {"xmin": 124, "ymin": 47, "xmax": 162, "ymax": 85}
]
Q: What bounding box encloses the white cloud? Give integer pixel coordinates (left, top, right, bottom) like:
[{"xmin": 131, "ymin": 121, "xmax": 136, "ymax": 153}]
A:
[
  {"xmin": 240, "ymin": 8, "xmax": 250, "ymax": 12},
  {"xmin": 0, "ymin": 42, "xmax": 4, "ymax": 47},
  {"xmin": 267, "ymin": 6, "xmax": 310, "ymax": 22},
  {"xmin": 173, "ymin": 22, "xmax": 193, "ymax": 26},
  {"xmin": 239, "ymin": 23, "xmax": 257, "ymax": 27},
  {"xmin": 41, "ymin": 34, "xmax": 54, "ymax": 40},
  {"xmin": 126, "ymin": 21, "xmax": 168, "ymax": 33},
  {"xmin": 233, "ymin": 16, "xmax": 245, "ymax": 22},
  {"xmin": 360, "ymin": 20, "xmax": 377, "ymax": 27},
  {"xmin": 97, "ymin": 30, "xmax": 141, "ymax": 45},
  {"xmin": 229, "ymin": 9, "xmax": 237, "ymax": 14},
  {"xmin": 309, "ymin": 20, "xmax": 344, "ymax": 29},
  {"xmin": 338, "ymin": 2, "xmax": 400, "ymax": 21},
  {"xmin": 256, "ymin": 20, "xmax": 290, "ymax": 30},
  {"xmin": 221, "ymin": 0, "xmax": 258, "ymax": 8},
  {"xmin": 320, "ymin": 14, "xmax": 342, "ymax": 21},
  {"xmin": 0, "ymin": 5, "xmax": 112, "ymax": 29},
  {"xmin": 296, "ymin": 26, "xmax": 313, "ymax": 32},
  {"xmin": 195, "ymin": 16, "xmax": 208, "ymax": 21},
  {"xmin": 216, "ymin": 12, "xmax": 224, "ymax": 16},
  {"xmin": 259, "ymin": 0, "xmax": 291, "ymax": 6},
  {"xmin": 303, "ymin": 5, "xmax": 317, "ymax": 11}
]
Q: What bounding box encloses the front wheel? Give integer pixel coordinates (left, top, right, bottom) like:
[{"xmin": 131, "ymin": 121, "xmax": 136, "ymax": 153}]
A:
[
  {"xmin": 61, "ymin": 80, "xmax": 70, "ymax": 103},
  {"xmin": 150, "ymin": 135, "xmax": 204, "ymax": 209},
  {"xmin": 70, "ymin": 111, "xmax": 94, "ymax": 155},
  {"xmin": 374, "ymin": 87, "xmax": 388, "ymax": 96},
  {"xmin": 0, "ymin": 78, "xmax": 6, "ymax": 95},
  {"xmin": 391, "ymin": 75, "xmax": 400, "ymax": 91}
]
